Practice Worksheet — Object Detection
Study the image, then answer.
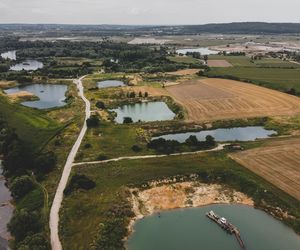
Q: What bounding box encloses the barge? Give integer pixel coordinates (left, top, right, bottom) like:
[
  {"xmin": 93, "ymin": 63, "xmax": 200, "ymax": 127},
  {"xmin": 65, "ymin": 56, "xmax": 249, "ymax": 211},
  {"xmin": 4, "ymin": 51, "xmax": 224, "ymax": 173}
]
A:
[{"xmin": 206, "ymin": 210, "xmax": 246, "ymax": 250}]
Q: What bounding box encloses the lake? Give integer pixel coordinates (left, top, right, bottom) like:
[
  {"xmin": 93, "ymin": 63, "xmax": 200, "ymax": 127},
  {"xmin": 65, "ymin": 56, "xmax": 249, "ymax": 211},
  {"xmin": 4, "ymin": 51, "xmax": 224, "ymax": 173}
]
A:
[
  {"xmin": 10, "ymin": 60, "xmax": 44, "ymax": 71},
  {"xmin": 97, "ymin": 80, "xmax": 125, "ymax": 88},
  {"xmin": 110, "ymin": 101, "xmax": 176, "ymax": 123},
  {"xmin": 1, "ymin": 50, "xmax": 16, "ymax": 60},
  {"xmin": 0, "ymin": 161, "xmax": 13, "ymax": 250},
  {"xmin": 4, "ymin": 84, "xmax": 68, "ymax": 109},
  {"xmin": 152, "ymin": 127, "xmax": 277, "ymax": 142},
  {"xmin": 127, "ymin": 204, "xmax": 300, "ymax": 250},
  {"xmin": 176, "ymin": 47, "xmax": 219, "ymax": 55}
]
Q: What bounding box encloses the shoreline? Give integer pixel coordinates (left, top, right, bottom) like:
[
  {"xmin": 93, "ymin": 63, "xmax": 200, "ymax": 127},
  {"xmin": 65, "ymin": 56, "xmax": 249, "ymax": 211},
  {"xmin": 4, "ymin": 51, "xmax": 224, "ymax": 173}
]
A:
[{"xmin": 125, "ymin": 180, "xmax": 254, "ymax": 242}]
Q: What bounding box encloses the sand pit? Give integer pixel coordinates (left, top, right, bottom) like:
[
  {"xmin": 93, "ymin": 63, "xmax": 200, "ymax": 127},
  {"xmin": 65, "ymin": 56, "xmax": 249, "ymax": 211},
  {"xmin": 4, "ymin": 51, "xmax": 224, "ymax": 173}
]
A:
[
  {"xmin": 166, "ymin": 78, "xmax": 300, "ymax": 122},
  {"xmin": 6, "ymin": 91, "xmax": 35, "ymax": 101}
]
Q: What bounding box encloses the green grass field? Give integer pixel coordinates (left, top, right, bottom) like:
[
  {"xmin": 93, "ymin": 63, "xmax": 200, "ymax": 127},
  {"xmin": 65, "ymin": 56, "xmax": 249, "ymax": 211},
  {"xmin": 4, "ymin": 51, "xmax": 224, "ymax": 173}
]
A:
[
  {"xmin": 0, "ymin": 96, "xmax": 62, "ymax": 150},
  {"xmin": 206, "ymin": 67, "xmax": 300, "ymax": 92},
  {"xmin": 167, "ymin": 56, "xmax": 202, "ymax": 64},
  {"xmin": 60, "ymin": 152, "xmax": 300, "ymax": 249}
]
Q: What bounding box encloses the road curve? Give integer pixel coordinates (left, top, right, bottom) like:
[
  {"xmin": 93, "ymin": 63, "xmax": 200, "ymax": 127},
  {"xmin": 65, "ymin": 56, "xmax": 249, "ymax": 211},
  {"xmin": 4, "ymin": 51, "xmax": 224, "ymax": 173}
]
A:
[
  {"xmin": 73, "ymin": 143, "xmax": 228, "ymax": 166},
  {"xmin": 49, "ymin": 76, "xmax": 90, "ymax": 250}
]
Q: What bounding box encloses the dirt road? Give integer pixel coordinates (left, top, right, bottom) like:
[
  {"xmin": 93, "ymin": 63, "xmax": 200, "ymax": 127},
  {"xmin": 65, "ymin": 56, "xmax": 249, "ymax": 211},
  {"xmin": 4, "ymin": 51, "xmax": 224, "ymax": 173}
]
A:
[
  {"xmin": 49, "ymin": 76, "xmax": 90, "ymax": 250},
  {"xmin": 73, "ymin": 143, "xmax": 227, "ymax": 166}
]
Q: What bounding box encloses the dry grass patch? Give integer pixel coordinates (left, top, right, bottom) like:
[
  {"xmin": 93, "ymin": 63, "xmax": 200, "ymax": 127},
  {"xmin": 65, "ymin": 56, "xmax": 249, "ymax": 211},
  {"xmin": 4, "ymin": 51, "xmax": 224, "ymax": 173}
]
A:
[
  {"xmin": 207, "ymin": 59, "xmax": 233, "ymax": 67},
  {"xmin": 230, "ymin": 138, "xmax": 300, "ymax": 201},
  {"xmin": 167, "ymin": 68, "xmax": 200, "ymax": 76},
  {"xmin": 166, "ymin": 78, "xmax": 300, "ymax": 122}
]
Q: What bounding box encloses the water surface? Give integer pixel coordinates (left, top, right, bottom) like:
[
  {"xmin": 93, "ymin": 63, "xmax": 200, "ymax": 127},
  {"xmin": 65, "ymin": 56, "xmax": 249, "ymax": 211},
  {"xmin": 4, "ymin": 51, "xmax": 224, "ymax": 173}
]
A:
[
  {"xmin": 127, "ymin": 204, "xmax": 300, "ymax": 250},
  {"xmin": 0, "ymin": 161, "xmax": 13, "ymax": 250},
  {"xmin": 10, "ymin": 60, "xmax": 44, "ymax": 71},
  {"xmin": 97, "ymin": 80, "xmax": 125, "ymax": 88},
  {"xmin": 176, "ymin": 47, "xmax": 218, "ymax": 55},
  {"xmin": 4, "ymin": 84, "xmax": 68, "ymax": 109},
  {"xmin": 111, "ymin": 102, "xmax": 175, "ymax": 123},
  {"xmin": 152, "ymin": 127, "xmax": 276, "ymax": 142},
  {"xmin": 1, "ymin": 51, "xmax": 16, "ymax": 60}
]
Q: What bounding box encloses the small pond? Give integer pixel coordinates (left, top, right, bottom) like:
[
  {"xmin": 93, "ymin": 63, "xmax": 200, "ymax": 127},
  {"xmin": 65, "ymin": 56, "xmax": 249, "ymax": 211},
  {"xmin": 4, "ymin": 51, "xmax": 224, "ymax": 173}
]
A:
[
  {"xmin": 1, "ymin": 50, "xmax": 16, "ymax": 60},
  {"xmin": 4, "ymin": 84, "xmax": 68, "ymax": 109},
  {"xmin": 127, "ymin": 204, "xmax": 300, "ymax": 250},
  {"xmin": 0, "ymin": 161, "xmax": 13, "ymax": 250},
  {"xmin": 176, "ymin": 47, "xmax": 218, "ymax": 55},
  {"xmin": 152, "ymin": 127, "xmax": 277, "ymax": 142},
  {"xmin": 97, "ymin": 80, "xmax": 125, "ymax": 88},
  {"xmin": 10, "ymin": 60, "xmax": 44, "ymax": 71},
  {"xmin": 110, "ymin": 101, "xmax": 175, "ymax": 123}
]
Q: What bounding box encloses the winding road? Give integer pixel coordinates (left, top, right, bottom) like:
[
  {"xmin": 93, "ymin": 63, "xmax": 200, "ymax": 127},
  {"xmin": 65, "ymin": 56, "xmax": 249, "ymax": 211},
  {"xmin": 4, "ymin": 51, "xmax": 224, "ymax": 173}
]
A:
[
  {"xmin": 49, "ymin": 76, "xmax": 90, "ymax": 250},
  {"xmin": 49, "ymin": 76, "xmax": 227, "ymax": 250}
]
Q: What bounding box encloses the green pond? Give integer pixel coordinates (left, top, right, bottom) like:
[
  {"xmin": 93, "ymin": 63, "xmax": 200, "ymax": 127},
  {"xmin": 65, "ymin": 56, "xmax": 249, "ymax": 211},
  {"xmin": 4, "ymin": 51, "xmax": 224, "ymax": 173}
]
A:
[{"xmin": 126, "ymin": 204, "xmax": 300, "ymax": 250}]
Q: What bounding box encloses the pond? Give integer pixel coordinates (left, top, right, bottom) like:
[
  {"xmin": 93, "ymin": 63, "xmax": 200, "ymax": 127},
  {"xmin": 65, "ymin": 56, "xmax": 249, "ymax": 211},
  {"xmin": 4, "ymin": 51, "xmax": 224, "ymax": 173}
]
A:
[
  {"xmin": 152, "ymin": 127, "xmax": 277, "ymax": 142},
  {"xmin": 127, "ymin": 204, "xmax": 300, "ymax": 250},
  {"xmin": 1, "ymin": 50, "xmax": 16, "ymax": 60},
  {"xmin": 10, "ymin": 60, "xmax": 44, "ymax": 71},
  {"xmin": 4, "ymin": 84, "xmax": 68, "ymax": 109},
  {"xmin": 176, "ymin": 47, "xmax": 219, "ymax": 55},
  {"xmin": 0, "ymin": 161, "xmax": 13, "ymax": 250},
  {"xmin": 97, "ymin": 80, "xmax": 125, "ymax": 88},
  {"xmin": 110, "ymin": 101, "xmax": 175, "ymax": 123}
]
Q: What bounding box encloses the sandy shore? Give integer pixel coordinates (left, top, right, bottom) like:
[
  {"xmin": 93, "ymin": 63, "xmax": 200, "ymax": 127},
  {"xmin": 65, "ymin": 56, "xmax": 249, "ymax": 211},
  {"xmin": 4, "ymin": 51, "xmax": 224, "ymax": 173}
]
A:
[{"xmin": 127, "ymin": 180, "xmax": 254, "ymax": 236}]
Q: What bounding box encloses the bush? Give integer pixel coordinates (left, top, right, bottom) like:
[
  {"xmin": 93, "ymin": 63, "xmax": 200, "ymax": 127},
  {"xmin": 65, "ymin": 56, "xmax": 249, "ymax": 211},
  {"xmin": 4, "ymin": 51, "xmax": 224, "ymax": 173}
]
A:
[
  {"xmin": 96, "ymin": 101, "xmax": 105, "ymax": 109},
  {"xmin": 86, "ymin": 115, "xmax": 100, "ymax": 128},
  {"xmin": 10, "ymin": 176, "xmax": 35, "ymax": 200},
  {"xmin": 131, "ymin": 145, "xmax": 142, "ymax": 152},
  {"xmin": 123, "ymin": 117, "xmax": 133, "ymax": 124},
  {"xmin": 17, "ymin": 233, "xmax": 50, "ymax": 250},
  {"xmin": 97, "ymin": 154, "xmax": 108, "ymax": 161},
  {"xmin": 64, "ymin": 174, "xmax": 96, "ymax": 195}
]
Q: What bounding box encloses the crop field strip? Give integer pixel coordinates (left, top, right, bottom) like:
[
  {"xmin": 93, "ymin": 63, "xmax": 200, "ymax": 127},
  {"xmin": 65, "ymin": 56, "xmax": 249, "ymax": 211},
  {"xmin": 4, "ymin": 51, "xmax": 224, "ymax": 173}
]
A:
[
  {"xmin": 230, "ymin": 138, "xmax": 300, "ymax": 201},
  {"xmin": 166, "ymin": 78, "xmax": 300, "ymax": 122}
]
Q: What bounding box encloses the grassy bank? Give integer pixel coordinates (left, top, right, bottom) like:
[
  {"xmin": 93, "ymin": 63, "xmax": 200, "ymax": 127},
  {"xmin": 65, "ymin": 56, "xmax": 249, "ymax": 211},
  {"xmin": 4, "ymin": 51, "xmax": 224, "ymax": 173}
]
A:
[{"xmin": 60, "ymin": 152, "xmax": 300, "ymax": 249}]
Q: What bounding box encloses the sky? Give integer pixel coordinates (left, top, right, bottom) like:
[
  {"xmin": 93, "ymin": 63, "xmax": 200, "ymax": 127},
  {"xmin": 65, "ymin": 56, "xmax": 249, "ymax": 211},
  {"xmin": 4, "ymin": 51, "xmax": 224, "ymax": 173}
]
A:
[{"xmin": 0, "ymin": 0, "xmax": 300, "ymax": 25}]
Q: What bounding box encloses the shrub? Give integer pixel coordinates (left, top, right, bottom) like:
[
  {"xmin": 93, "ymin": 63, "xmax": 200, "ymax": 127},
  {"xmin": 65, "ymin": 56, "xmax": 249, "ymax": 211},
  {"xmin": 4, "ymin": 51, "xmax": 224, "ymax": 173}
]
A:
[
  {"xmin": 131, "ymin": 145, "xmax": 142, "ymax": 152},
  {"xmin": 86, "ymin": 115, "xmax": 100, "ymax": 128},
  {"xmin": 123, "ymin": 117, "xmax": 133, "ymax": 124},
  {"xmin": 96, "ymin": 101, "xmax": 105, "ymax": 109},
  {"xmin": 64, "ymin": 174, "xmax": 96, "ymax": 195}
]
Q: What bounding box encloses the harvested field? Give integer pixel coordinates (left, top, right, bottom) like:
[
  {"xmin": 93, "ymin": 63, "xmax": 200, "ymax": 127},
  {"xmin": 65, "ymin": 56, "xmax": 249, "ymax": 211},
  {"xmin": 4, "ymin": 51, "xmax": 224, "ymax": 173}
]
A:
[
  {"xmin": 207, "ymin": 59, "xmax": 233, "ymax": 67},
  {"xmin": 166, "ymin": 78, "xmax": 300, "ymax": 122},
  {"xmin": 125, "ymin": 86, "xmax": 168, "ymax": 97},
  {"xmin": 167, "ymin": 68, "xmax": 200, "ymax": 76},
  {"xmin": 230, "ymin": 138, "xmax": 300, "ymax": 201}
]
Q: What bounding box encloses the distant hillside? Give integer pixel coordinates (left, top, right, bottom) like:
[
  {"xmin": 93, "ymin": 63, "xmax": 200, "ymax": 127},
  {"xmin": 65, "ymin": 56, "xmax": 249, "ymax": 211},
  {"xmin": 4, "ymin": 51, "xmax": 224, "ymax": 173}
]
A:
[{"xmin": 0, "ymin": 22, "xmax": 299, "ymax": 36}]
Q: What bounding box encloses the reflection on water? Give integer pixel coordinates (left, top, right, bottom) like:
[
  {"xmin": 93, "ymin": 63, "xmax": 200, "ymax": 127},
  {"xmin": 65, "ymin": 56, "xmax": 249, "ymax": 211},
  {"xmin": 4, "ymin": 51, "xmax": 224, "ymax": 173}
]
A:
[
  {"xmin": 97, "ymin": 80, "xmax": 125, "ymax": 88},
  {"xmin": 111, "ymin": 102, "xmax": 175, "ymax": 123},
  {"xmin": 127, "ymin": 204, "xmax": 300, "ymax": 250},
  {"xmin": 4, "ymin": 84, "xmax": 68, "ymax": 109},
  {"xmin": 153, "ymin": 127, "xmax": 277, "ymax": 142},
  {"xmin": 10, "ymin": 60, "xmax": 44, "ymax": 71}
]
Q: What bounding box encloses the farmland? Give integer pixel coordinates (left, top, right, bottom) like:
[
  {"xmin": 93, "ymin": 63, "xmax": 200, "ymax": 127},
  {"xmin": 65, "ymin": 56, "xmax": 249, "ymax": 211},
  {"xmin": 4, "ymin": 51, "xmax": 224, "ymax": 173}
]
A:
[
  {"xmin": 166, "ymin": 78, "xmax": 300, "ymax": 122},
  {"xmin": 230, "ymin": 137, "xmax": 300, "ymax": 201}
]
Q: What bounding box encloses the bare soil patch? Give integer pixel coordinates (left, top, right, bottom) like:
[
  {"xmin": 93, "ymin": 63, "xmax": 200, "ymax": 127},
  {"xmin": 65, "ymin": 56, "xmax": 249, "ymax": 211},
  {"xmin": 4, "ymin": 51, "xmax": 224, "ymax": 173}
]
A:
[
  {"xmin": 125, "ymin": 86, "xmax": 168, "ymax": 97},
  {"xmin": 6, "ymin": 91, "xmax": 35, "ymax": 101},
  {"xmin": 230, "ymin": 138, "xmax": 300, "ymax": 201},
  {"xmin": 167, "ymin": 68, "xmax": 200, "ymax": 76},
  {"xmin": 207, "ymin": 59, "xmax": 233, "ymax": 67},
  {"xmin": 166, "ymin": 78, "xmax": 300, "ymax": 122}
]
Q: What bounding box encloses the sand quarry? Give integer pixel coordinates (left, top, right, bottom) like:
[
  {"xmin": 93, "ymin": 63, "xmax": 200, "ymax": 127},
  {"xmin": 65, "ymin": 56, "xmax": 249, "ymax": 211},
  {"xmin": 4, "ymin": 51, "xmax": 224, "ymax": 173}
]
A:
[
  {"xmin": 230, "ymin": 137, "xmax": 300, "ymax": 201},
  {"xmin": 166, "ymin": 78, "xmax": 300, "ymax": 122}
]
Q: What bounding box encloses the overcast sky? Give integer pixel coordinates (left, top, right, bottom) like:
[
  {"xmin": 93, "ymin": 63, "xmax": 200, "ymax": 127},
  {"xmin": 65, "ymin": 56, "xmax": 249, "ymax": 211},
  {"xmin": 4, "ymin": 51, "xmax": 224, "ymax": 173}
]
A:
[{"xmin": 0, "ymin": 0, "xmax": 300, "ymax": 25}]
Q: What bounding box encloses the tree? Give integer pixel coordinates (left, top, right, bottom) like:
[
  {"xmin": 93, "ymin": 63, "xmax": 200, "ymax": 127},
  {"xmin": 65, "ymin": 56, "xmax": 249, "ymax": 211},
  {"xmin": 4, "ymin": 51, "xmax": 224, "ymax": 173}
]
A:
[
  {"xmin": 138, "ymin": 91, "xmax": 143, "ymax": 98},
  {"xmin": 95, "ymin": 101, "xmax": 105, "ymax": 109},
  {"xmin": 64, "ymin": 174, "xmax": 96, "ymax": 195},
  {"xmin": 17, "ymin": 233, "xmax": 50, "ymax": 250},
  {"xmin": 144, "ymin": 92, "xmax": 148, "ymax": 98},
  {"xmin": 10, "ymin": 176, "xmax": 35, "ymax": 200},
  {"xmin": 86, "ymin": 115, "xmax": 100, "ymax": 128},
  {"xmin": 35, "ymin": 151, "xmax": 57, "ymax": 174},
  {"xmin": 205, "ymin": 135, "xmax": 216, "ymax": 146},
  {"xmin": 8, "ymin": 209, "xmax": 41, "ymax": 242},
  {"xmin": 185, "ymin": 135, "xmax": 199, "ymax": 146},
  {"xmin": 123, "ymin": 117, "xmax": 133, "ymax": 124}
]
